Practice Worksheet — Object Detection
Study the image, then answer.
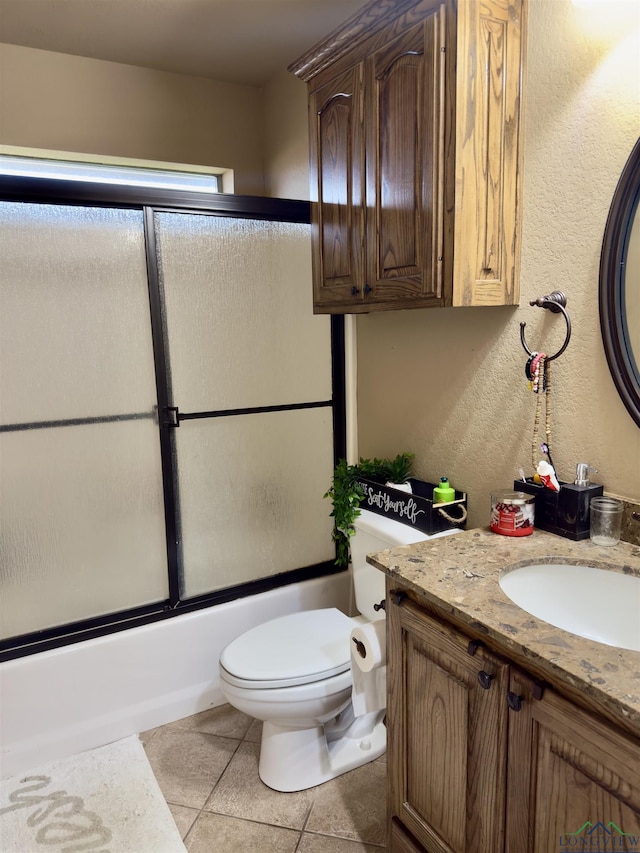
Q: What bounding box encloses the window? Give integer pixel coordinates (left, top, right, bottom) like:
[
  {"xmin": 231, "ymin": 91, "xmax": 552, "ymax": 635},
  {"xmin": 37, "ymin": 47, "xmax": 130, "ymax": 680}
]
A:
[{"xmin": 0, "ymin": 149, "xmax": 225, "ymax": 193}]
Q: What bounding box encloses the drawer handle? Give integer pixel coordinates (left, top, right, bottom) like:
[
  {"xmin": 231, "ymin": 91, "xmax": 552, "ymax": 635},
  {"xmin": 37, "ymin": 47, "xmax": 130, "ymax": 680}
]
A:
[{"xmin": 477, "ymin": 670, "xmax": 494, "ymax": 690}]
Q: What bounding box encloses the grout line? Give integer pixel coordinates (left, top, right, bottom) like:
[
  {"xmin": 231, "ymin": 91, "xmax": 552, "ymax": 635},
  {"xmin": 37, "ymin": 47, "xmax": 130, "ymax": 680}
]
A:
[
  {"xmin": 198, "ymin": 736, "xmax": 244, "ymax": 813},
  {"xmin": 170, "ymin": 803, "xmax": 202, "ymax": 845},
  {"xmin": 299, "ymin": 793, "xmax": 316, "ymax": 835}
]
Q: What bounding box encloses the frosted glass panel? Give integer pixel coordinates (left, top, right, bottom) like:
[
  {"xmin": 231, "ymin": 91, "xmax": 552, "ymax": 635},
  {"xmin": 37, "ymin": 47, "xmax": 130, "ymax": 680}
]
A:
[
  {"xmin": 0, "ymin": 420, "xmax": 168, "ymax": 639},
  {"xmin": 178, "ymin": 408, "xmax": 335, "ymax": 598},
  {"xmin": 0, "ymin": 203, "xmax": 157, "ymax": 424},
  {"xmin": 155, "ymin": 214, "xmax": 331, "ymax": 411}
]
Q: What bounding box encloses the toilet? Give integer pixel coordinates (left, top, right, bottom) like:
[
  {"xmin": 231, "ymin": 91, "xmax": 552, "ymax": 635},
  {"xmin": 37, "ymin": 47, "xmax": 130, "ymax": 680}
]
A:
[{"xmin": 219, "ymin": 508, "xmax": 459, "ymax": 792}]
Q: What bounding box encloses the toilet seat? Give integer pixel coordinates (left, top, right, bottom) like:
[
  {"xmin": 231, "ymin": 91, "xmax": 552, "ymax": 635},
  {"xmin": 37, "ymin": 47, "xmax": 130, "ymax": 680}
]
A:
[{"xmin": 220, "ymin": 608, "xmax": 357, "ymax": 689}]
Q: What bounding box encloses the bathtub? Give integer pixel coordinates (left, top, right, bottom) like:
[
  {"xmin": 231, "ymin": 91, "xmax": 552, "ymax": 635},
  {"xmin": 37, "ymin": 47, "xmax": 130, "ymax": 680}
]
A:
[{"xmin": 0, "ymin": 571, "xmax": 351, "ymax": 779}]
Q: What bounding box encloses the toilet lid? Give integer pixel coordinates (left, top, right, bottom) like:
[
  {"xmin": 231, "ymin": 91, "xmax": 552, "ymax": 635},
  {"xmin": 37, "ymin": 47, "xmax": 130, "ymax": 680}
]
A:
[{"xmin": 220, "ymin": 608, "xmax": 356, "ymax": 687}]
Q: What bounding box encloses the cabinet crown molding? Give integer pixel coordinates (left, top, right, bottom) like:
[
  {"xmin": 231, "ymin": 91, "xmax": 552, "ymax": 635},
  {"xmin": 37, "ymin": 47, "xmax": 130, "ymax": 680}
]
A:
[{"xmin": 288, "ymin": 0, "xmax": 424, "ymax": 82}]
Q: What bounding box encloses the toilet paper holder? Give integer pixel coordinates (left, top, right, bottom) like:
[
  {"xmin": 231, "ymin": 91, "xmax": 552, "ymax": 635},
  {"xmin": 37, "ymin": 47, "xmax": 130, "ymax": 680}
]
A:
[{"xmin": 352, "ymin": 636, "xmax": 367, "ymax": 658}]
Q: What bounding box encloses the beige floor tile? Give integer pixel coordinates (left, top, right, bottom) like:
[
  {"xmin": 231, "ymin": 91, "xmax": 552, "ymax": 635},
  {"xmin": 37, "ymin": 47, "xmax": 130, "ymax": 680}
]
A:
[
  {"xmin": 168, "ymin": 803, "xmax": 199, "ymax": 839},
  {"xmin": 144, "ymin": 729, "xmax": 239, "ymax": 809},
  {"xmin": 138, "ymin": 726, "xmax": 161, "ymax": 746},
  {"xmin": 243, "ymin": 717, "xmax": 263, "ymax": 743},
  {"xmin": 163, "ymin": 704, "xmax": 254, "ymax": 739},
  {"xmin": 185, "ymin": 812, "xmax": 299, "ymax": 853},
  {"xmin": 305, "ymin": 760, "xmax": 387, "ymax": 845},
  {"xmin": 204, "ymin": 741, "xmax": 315, "ymax": 830},
  {"xmin": 299, "ymin": 833, "xmax": 385, "ymax": 852}
]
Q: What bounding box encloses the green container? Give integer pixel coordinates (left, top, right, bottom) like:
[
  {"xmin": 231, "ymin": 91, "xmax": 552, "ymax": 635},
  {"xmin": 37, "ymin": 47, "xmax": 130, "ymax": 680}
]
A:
[{"xmin": 433, "ymin": 477, "xmax": 456, "ymax": 504}]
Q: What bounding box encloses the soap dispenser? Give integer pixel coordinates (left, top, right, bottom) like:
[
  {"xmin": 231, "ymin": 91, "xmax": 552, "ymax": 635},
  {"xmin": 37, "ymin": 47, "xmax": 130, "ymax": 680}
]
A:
[
  {"xmin": 574, "ymin": 463, "xmax": 596, "ymax": 487},
  {"xmin": 557, "ymin": 463, "xmax": 603, "ymax": 539},
  {"xmin": 433, "ymin": 477, "xmax": 455, "ymax": 505}
]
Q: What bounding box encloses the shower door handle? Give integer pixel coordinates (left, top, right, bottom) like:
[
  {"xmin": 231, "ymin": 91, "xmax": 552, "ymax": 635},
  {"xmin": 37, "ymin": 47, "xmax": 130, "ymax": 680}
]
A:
[{"xmin": 164, "ymin": 406, "xmax": 180, "ymax": 428}]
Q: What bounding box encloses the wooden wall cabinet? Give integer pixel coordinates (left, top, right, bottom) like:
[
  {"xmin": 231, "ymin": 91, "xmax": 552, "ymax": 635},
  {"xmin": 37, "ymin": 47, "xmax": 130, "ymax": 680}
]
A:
[
  {"xmin": 290, "ymin": 0, "xmax": 526, "ymax": 314},
  {"xmin": 387, "ymin": 585, "xmax": 640, "ymax": 853}
]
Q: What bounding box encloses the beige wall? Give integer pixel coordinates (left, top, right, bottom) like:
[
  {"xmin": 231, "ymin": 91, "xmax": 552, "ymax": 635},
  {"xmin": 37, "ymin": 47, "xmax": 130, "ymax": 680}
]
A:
[
  {"xmin": 265, "ymin": 1, "xmax": 640, "ymax": 529},
  {"xmin": 356, "ymin": 0, "xmax": 640, "ymax": 527},
  {"xmin": 2, "ymin": 2, "xmax": 638, "ymax": 533},
  {"xmin": 263, "ymin": 70, "xmax": 310, "ymax": 200},
  {"xmin": 0, "ymin": 43, "xmax": 265, "ymax": 195}
]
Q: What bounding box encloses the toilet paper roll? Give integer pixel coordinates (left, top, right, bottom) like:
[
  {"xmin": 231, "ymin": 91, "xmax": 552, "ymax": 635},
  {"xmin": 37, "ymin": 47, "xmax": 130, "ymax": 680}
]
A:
[{"xmin": 350, "ymin": 620, "xmax": 386, "ymax": 673}]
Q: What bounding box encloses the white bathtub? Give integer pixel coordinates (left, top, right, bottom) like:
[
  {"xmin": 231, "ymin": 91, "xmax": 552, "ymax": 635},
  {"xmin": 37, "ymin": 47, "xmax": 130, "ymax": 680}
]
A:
[{"xmin": 0, "ymin": 572, "xmax": 351, "ymax": 779}]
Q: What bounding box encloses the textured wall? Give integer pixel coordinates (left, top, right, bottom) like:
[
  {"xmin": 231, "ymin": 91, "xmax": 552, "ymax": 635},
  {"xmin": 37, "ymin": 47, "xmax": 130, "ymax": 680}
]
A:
[
  {"xmin": 0, "ymin": 43, "xmax": 265, "ymax": 196},
  {"xmin": 263, "ymin": 70, "xmax": 311, "ymax": 200},
  {"xmin": 356, "ymin": 0, "xmax": 640, "ymax": 528}
]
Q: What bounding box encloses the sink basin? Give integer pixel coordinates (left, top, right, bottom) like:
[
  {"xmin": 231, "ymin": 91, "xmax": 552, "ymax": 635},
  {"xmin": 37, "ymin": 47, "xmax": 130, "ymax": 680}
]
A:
[{"xmin": 499, "ymin": 563, "xmax": 640, "ymax": 651}]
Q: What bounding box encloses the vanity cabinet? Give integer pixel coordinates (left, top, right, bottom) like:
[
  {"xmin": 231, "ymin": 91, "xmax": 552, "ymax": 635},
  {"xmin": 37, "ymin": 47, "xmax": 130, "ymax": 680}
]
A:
[
  {"xmin": 290, "ymin": 0, "xmax": 526, "ymax": 314},
  {"xmin": 386, "ymin": 584, "xmax": 640, "ymax": 853},
  {"xmin": 387, "ymin": 591, "xmax": 509, "ymax": 852},
  {"xmin": 505, "ymin": 668, "xmax": 640, "ymax": 852}
]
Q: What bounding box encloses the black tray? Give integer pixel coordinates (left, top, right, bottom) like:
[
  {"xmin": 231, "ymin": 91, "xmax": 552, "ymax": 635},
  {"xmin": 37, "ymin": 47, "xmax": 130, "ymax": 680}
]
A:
[{"xmin": 357, "ymin": 477, "xmax": 467, "ymax": 535}]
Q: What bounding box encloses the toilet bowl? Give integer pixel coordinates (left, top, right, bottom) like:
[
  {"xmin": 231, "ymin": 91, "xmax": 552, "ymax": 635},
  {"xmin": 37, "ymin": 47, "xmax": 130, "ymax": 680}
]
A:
[{"xmin": 219, "ymin": 508, "xmax": 460, "ymax": 792}]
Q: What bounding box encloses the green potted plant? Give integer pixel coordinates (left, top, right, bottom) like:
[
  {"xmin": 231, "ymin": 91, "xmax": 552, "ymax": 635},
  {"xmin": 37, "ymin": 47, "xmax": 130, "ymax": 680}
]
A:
[{"xmin": 324, "ymin": 452, "xmax": 414, "ymax": 566}]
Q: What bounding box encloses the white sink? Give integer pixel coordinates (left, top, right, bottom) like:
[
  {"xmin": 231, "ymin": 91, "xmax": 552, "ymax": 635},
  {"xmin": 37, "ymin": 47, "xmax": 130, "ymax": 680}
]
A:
[{"xmin": 499, "ymin": 563, "xmax": 640, "ymax": 652}]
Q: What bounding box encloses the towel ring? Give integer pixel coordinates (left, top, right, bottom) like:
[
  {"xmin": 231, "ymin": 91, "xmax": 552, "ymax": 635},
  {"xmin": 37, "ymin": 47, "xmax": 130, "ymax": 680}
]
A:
[{"xmin": 520, "ymin": 290, "xmax": 572, "ymax": 362}]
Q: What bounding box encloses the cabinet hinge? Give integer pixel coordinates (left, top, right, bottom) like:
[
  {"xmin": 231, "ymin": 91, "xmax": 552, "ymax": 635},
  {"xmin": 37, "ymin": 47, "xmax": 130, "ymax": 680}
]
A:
[
  {"xmin": 532, "ymin": 680, "xmax": 547, "ymax": 701},
  {"xmin": 467, "ymin": 639, "xmax": 484, "ymax": 656}
]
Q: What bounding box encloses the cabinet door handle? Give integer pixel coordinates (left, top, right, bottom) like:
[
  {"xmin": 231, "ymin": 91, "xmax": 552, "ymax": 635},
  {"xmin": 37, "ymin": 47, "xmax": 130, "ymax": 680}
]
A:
[
  {"xmin": 351, "ymin": 286, "xmax": 360, "ymax": 296},
  {"xmin": 507, "ymin": 692, "xmax": 523, "ymax": 711},
  {"xmin": 390, "ymin": 590, "xmax": 406, "ymax": 606},
  {"xmin": 477, "ymin": 670, "xmax": 494, "ymax": 689},
  {"xmin": 364, "ymin": 284, "xmax": 372, "ymax": 295},
  {"xmin": 373, "ymin": 599, "xmax": 386, "ymax": 612}
]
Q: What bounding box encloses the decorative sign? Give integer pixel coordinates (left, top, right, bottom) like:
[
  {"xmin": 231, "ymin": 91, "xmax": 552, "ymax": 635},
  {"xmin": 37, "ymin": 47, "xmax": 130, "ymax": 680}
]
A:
[{"xmin": 357, "ymin": 478, "xmax": 466, "ymax": 535}]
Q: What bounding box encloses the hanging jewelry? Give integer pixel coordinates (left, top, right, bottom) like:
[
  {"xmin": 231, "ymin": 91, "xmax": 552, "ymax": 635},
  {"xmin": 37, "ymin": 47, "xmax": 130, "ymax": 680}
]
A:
[{"xmin": 530, "ymin": 353, "xmax": 548, "ymax": 469}]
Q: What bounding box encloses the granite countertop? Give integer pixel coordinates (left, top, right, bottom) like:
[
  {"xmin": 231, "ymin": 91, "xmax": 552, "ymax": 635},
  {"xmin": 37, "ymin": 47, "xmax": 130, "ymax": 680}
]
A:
[{"xmin": 367, "ymin": 527, "xmax": 640, "ymax": 735}]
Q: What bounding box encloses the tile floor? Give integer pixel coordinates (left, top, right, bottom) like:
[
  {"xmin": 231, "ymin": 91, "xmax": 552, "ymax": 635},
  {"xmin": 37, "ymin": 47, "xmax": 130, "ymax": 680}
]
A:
[{"xmin": 141, "ymin": 704, "xmax": 387, "ymax": 852}]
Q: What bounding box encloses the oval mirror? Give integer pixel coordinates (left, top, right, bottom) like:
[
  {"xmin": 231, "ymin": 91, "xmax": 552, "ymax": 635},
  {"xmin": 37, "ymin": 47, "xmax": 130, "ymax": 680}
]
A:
[{"xmin": 599, "ymin": 138, "xmax": 640, "ymax": 428}]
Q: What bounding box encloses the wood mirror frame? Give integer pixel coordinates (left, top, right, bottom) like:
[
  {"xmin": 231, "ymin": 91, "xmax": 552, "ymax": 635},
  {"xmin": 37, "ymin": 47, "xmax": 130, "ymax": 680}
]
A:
[{"xmin": 599, "ymin": 137, "xmax": 640, "ymax": 428}]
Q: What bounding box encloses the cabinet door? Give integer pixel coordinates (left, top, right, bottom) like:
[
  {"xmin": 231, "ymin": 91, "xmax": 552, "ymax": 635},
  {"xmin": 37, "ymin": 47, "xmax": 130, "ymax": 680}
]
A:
[
  {"xmin": 387, "ymin": 592, "xmax": 509, "ymax": 853},
  {"xmin": 309, "ymin": 66, "xmax": 365, "ymax": 312},
  {"xmin": 391, "ymin": 817, "xmax": 427, "ymax": 853},
  {"xmin": 506, "ymin": 668, "xmax": 640, "ymax": 852},
  {"xmin": 453, "ymin": 0, "xmax": 525, "ymax": 306},
  {"xmin": 365, "ymin": 6, "xmax": 453, "ymax": 310}
]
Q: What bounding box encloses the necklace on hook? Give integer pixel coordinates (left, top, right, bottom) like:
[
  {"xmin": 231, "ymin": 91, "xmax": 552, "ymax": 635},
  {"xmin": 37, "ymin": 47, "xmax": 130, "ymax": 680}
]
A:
[{"xmin": 527, "ymin": 353, "xmax": 552, "ymax": 470}]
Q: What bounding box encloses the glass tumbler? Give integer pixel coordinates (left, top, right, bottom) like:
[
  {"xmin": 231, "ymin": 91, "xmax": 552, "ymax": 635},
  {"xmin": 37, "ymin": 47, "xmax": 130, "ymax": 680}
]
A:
[{"xmin": 589, "ymin": 496, "xmax": 623, "ymax": 546}]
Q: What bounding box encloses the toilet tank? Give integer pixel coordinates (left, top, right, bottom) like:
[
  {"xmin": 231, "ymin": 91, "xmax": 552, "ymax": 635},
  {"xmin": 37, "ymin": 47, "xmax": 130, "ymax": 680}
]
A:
[{"xmin": 351, "ymin": 508, "xmax": 460, "ymax": 620}]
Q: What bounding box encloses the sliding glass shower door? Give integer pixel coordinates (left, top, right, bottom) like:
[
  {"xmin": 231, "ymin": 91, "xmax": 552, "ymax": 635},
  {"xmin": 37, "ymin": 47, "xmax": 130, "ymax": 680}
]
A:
[
  {"xmin": 0, "ymin": 203, "xmax": 168, "ymax": 639},
  {"xmin": 154, "ymin": 214, "xmax": 335, "ymax": 598},
  {"xmin": 0, "ymin": 188, "xmax": 341, "ymax": 656}
]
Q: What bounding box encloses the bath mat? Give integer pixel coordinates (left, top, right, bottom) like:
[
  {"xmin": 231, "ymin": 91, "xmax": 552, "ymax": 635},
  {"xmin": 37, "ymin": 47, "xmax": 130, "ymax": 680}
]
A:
[{"xmin": 0, "ymin": 735, "xmax": 186, "ymax": 853}]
